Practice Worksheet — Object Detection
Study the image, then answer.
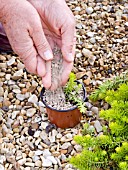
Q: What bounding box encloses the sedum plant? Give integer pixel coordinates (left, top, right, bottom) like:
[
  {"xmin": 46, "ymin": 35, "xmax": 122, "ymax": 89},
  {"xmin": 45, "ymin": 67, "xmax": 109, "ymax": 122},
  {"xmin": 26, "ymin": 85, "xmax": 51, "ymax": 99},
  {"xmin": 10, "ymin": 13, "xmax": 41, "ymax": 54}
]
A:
[
  {"xmin": 64, "ymin": 72, "xmax": 86, "ymax": 113},
  {"xmin": 90, "ymin": 71, "xmax": 128, "ymax": 102},
  {"xmin": 70, "ymin": 74, "xmax": 128, "ymax": 170}
]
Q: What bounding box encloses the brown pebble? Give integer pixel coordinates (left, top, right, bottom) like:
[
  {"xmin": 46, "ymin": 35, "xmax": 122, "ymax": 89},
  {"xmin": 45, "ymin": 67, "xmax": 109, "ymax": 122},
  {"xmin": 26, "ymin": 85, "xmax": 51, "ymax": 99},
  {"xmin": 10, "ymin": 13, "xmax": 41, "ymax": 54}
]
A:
[
  {"xmin": 61, "ymin": 150, "xmax": 68, "ymax": 154},
  {"xmin": 21, "ymin": 88, "xmax": 28, "ymax": 94},
  {"xmin": 84, "ymin": 78, "xmax": 91, "ymax": 85},
  {"xmin": 8, "ymin": 93, "xmax": 14, "ymax": 99},
  {"xmin": 31, "ymin": 123, "xmax": 39, "ymax": 130},
  {"xmin": 3, "ymin": 100, "xmax": 11, "ymax": 107}
]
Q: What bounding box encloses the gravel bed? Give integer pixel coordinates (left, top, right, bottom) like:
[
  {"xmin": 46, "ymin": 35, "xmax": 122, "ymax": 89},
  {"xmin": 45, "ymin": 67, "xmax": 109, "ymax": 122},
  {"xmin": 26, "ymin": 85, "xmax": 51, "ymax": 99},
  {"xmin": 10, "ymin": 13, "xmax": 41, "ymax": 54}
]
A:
[{"xmin": 0, "ymin": 0, "xmax": 128, "ymax": 169}]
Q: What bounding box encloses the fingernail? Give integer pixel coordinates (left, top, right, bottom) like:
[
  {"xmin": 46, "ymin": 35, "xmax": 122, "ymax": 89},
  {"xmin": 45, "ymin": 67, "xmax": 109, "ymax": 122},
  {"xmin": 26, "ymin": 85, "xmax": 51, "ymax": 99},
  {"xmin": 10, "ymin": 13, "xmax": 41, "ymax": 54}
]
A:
[
  {"xmin": 68, "ymin": 53, "xmax": 74, "ymax": 62},
  {"xmin": 44, "ymin": 50, "xmax": 53, "ymax": 60}
]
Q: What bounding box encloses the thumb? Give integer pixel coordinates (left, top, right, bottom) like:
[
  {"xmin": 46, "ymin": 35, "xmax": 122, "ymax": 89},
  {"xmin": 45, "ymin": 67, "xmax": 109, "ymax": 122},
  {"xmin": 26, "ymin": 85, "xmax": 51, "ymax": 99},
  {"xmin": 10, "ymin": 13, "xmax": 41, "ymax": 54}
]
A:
[
  {"xmin": 61, "ymin": 19, "xmax": 76, "ymax": 62},
  {"xmin": 31, "ymin": 26, "xmax": 53, "ymax": 61}
]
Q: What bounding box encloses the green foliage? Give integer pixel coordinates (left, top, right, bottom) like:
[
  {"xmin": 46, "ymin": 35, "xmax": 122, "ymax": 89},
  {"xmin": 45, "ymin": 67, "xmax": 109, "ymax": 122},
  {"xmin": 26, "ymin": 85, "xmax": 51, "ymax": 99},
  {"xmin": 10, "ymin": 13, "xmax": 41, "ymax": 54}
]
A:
[
  {"xmin": 90, "ymin": 71, "xmax": 128, "ymax": 102},
  {"xmin": 70, "ymin": 74, "xmax": 128, "ymax": 170},
  {"xmin": 64, "ymin": 72, "xmax": 86, "ymax": 113}
]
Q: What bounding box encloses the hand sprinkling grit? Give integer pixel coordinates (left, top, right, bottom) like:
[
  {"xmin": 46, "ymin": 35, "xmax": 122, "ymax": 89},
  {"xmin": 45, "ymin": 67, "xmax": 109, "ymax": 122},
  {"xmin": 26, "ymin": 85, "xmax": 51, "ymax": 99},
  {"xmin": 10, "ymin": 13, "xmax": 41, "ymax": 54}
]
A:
[{"xmin": 44, "ymin": 46, "xmax": 73, "ymax": 110}]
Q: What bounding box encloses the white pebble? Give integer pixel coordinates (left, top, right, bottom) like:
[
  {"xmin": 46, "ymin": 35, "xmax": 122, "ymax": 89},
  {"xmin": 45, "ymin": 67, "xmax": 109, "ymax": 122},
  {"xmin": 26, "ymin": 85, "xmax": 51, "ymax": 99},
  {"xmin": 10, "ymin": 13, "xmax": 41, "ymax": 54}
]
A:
[
  {"xmin": 28, "ymin": 94, "xmax": 38, "ymax": 104},
  {"xmin": 26, "ymin": 108, "xmax": 36, "ymax": 117},
  {"xmin": 42, "ymin": 158, "xmax": 52, "ymax": 167},
  {"xmin": 86, "ymin": 7, "xmax": 94, "ymax": 14},
  {"xmin": 35, "ymin": 150, "xmax": 43, "ymax": 156},
  {"xmin": 7, "ymin": 57, "xmax": 15, "ymax": 66},
  {"xmin": 47, "ymin": 156, "xmax": 57, "ymax": 165}
]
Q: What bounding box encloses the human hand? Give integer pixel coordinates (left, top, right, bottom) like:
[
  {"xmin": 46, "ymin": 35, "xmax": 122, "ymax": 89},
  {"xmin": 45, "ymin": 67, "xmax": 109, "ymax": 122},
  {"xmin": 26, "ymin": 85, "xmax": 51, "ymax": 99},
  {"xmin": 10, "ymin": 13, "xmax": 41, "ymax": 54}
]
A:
[
  {"xmin": 28, "ymin": 0, "xmax": 76, "ymax": 90},
  {"xmin": 0, "ymin": 0, "xmax": 53, "ymax": 86}
]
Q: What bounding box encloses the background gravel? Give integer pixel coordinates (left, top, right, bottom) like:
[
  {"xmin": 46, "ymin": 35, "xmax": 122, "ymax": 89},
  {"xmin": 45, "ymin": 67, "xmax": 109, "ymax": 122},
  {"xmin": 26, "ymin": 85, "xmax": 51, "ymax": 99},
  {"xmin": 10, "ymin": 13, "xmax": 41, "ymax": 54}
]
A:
[{"xmin": 0, "ymin": 0, "xmax": 128, "ymax": 170}]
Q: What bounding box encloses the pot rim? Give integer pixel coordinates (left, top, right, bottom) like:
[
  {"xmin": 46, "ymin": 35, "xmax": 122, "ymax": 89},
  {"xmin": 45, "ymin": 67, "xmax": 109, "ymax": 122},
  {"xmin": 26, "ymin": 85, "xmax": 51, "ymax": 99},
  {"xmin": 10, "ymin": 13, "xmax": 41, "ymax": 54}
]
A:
[{"xmin": 40, "ymin": 80, "xmax": 86, "ymax": 112}]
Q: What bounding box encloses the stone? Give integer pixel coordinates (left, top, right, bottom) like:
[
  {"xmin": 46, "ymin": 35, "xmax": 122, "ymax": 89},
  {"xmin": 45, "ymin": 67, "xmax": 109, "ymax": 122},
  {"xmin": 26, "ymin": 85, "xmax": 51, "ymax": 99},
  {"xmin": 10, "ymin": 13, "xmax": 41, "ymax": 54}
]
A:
[
  {"xmin": 17, "ymin": 62, "xmax": 25, "ymax": 70},
  {"xmin": 0, "ymin": 72, "xmax": 5, "ymax": 77},
  {"xmin": 26, "ymin": 108, "xmax": 36, "ymax": 117},
  {"xmin": 11, "ymin": 111, "xmax": 20, "ymax": 119},
  {"xmin": 35, "ymin": 150, "xmax": 43, "ymax": 156},
  {"xmin": 86, "ymin": 32, "xmax": 95, "ymax": 37},
  {"xmin": 7, "ymin": 57, "xmax": 15, "ymax": 66},
  {"xmin": 25, "ymin": 162, "xmax": 34, "ymax": 167},
  {"xmin": 74, "ymin": 145, "xmax": 82, "ymax": 152},
  {"xmin": 31, "ymin": 123, "xmax": 39, "ymax": 130},
  {"xmin": 94, "ymin": 120, "xmax": 102, "ymax": 133},
  {"xmin": 12, "ymin": 89, "xmax": 21, "ymax": 94},
  {"xmin": 47, "ymin": 156, "xmax": 57, "ymax": 165},
  {"xmin": 34, "ymin": 131, "xmax": 40, "ymax": 138},
  {"xmin": 28, "ymin": 94, "xmax": 38, "ymax": 104},
  {"xmin": 0, "ymin": 164, "xmax": 4, "ymax": 170},
  {"xmin": 0, "ymin": 63, "xmax": 6, "ymax": 68},
  {"xmin": 76, "ymin": 71, "xmax": 86, "ymax": 79},
  {"xmin": 43, "ymin": 149, "xmax": 51, "ymax": 158},
  {"xmin": 18, "ymin": 158, "xmax": 27, "ymax": 165},
  {"xmin": 35, "ymin": 160, "xmax": 42, "ymax": 167},
  {"xmin": 61, "ymin": 142, "xmax": 71, "ymax": 150},
  {"xmin": 86, "ymin": 7, "xmax": 94, "ymax": 14},
  {"xmin": 42, "ymin": 158, "xmax": 52, "ymax": 167},
  {"xmin": 84, "ymin": 78, "xmax": 91, "ymax": 85},
  {"xmin": 82, "ymin": 48, "xmax": 93, "ymax": 58},
  {"xmin": 16, "ymin": 94, "xmax": 25, "ymax": 101},
  {"xmin": 91, "ymin": 107, "xmax": 99, "ymax": 114},
  {"xmin": 12, "ymin": 69, "xmax": 23, "ymax": 80},
  {"xmin": 88, "ymin": 55, "xmax": 96, "ymax": 65},
  {"xmin": 0, "ymin": 87, "xmax": 4, "ymax": 96},
  {"xmin": 41, "ymin": 122, "xmax": 49, "ymax": 129}
]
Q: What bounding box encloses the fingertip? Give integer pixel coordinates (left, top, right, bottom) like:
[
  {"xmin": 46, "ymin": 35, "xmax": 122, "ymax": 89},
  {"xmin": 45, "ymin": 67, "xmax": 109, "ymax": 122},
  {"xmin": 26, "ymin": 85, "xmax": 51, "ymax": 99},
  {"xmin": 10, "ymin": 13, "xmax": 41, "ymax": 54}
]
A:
[
  {"xmin": 42, "ymin": 77, "xmax": 51, "ymax": 90},
  {"xmin": 43, "ymin": 50, "xmax": 53, "ymax": 61}
]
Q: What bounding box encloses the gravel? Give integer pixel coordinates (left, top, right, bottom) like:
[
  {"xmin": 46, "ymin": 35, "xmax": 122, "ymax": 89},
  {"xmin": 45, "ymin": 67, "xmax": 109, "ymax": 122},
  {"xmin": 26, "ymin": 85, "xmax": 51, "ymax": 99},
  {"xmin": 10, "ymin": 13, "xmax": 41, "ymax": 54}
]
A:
[{"xmin": 0, "ymin": 0, "xmax": 128, "ymax": 169}]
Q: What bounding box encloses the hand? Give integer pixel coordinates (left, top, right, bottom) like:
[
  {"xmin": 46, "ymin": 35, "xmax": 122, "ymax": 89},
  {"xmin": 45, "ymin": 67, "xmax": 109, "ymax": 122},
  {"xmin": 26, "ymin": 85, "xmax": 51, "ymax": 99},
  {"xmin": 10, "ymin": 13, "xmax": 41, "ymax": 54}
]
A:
[
  {"xmin": 0, "ymin": 0, "xmax": 53, "ymax": 85},
  {"xmin": 28, "ymin": 0, "xmax": 76, "ymax": 90}
]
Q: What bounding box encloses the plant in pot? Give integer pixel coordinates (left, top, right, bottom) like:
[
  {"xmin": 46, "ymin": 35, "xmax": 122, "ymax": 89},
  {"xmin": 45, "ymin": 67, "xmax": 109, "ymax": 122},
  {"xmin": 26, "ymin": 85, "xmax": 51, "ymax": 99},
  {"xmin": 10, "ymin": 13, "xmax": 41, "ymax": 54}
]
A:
[
  {"xmin": 40, "ymin": 72, "xmax": 86, "ymax": 129},
  {"xmin": 40, "ymin": 47, "xmax": 86, "ymax": 128}
]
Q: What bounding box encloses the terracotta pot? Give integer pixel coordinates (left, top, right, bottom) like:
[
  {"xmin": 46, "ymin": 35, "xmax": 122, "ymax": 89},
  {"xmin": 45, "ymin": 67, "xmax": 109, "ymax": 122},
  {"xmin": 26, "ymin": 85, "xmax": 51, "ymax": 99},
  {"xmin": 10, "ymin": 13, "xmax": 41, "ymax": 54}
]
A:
[{"xmin": 40, "ymin": 81, "xmax": 86, "ymax": 129}]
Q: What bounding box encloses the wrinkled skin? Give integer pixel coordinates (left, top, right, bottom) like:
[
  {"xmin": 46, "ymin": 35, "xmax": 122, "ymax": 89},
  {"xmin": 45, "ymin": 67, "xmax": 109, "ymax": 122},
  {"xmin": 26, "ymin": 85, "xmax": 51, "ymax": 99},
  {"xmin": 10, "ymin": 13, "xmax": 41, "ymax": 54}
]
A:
[
  {"xmin": 28, "ymin": 0, "xmax": 76, "ymax": 90},
  {"xmin": 0, "ymin": 0, "xmax": 76, "ymax": 90}
]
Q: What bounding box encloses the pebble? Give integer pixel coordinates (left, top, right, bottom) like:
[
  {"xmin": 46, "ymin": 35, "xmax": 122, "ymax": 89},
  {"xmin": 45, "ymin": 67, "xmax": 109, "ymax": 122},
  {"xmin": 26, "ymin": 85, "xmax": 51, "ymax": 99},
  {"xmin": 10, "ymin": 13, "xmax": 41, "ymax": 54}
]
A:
[
  {"xmin": 82, "ymin": 48, "xmax": 93, "ymax": 58},
  {"xmin": 7, "ymin": 57, "xmax": 15, "ymax": 66},
  {"xmin": 0, "ymin": 1, "xmax": 127, "ymax": 169},
  {"xmin": 86, "ymin": 7, "xmax": 94, "ymax": 14},
  {"xmin": 47, "ymin": 156, "xmax": 57, "ymax": 165},
  {"xmin": 26, "ymin": 108, "xmax": 36, "ymax": 117},
  {"xmin": 35, "ymin": 160, "xmax": 42, "ymax": 167},
  {"xmin": 42, "ymin": 158, "xmax": 52, "ymax": 167},
  {"xmin": 61, "ymin": 142, "xmax": 71, "ymax": 150},
  {"xmin": 43, "ymin": 149, "xmax": 52, "ymax": 158},
  {"xmin": 94, "ymin": 120, "xmax": 103, "ymax": 133},
  {"xmin": 0, "ymin": 164, "xmax": 4, "ymax": 170},
  {"xmin": 74, "ymin": 145, "xmax": 82, "ymax": 152},
  {"xmin": 91, "ymin": 107, "xmax": 99, "ymax": 114},
  {"xmin": 18, "ymin": 158, "xmax": 27, "ymax": 165},
  {"xmin": 0, "ymin": 87, "xmax": 4, "ymax": 96},
  {"xmin": 16, "ymin": 94, "xmax": 25, "ymax": 101},
  {"xmin": 28, "ymin": 94, "xmax": 38, "ymax": 104}
]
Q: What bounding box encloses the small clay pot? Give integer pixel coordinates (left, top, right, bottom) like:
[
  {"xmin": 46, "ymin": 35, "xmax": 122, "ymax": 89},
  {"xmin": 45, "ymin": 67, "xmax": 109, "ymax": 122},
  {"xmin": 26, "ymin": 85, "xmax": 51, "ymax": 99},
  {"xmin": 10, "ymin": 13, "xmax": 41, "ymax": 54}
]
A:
[{"xmin": 40, "ymin": 81, "xmax": 86, "ymax": 129}]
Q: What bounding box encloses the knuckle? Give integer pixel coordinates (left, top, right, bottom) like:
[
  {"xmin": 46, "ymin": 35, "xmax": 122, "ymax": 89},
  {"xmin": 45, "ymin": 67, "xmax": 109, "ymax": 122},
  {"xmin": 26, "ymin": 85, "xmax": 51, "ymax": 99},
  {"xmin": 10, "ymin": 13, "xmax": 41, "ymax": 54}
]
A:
[{"xmin": 36, "ymin": 41, "xmax": 49, "ymax": 51}]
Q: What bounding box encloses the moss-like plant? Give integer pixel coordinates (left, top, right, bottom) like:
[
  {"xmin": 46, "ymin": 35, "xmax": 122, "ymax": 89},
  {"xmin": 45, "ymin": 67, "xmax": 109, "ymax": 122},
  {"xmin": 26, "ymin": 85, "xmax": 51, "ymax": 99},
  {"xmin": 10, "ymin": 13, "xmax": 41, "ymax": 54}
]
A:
[
  {"xmin": 70, "ymin": 75, "xmax": 128, "ymax": 170},
  {"xmin": 64, "ymin": 72, "xmax": 86, "ymax": 113},
  {"xmin": 90, "ymin": 71, "xmax": 128, "ymax": 102}
]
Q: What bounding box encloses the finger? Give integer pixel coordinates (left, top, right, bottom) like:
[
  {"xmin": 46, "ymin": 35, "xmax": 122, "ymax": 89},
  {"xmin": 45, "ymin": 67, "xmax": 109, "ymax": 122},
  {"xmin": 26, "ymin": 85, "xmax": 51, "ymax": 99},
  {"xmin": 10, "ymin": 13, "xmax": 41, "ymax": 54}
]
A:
[
  {"xmin": 42, "ymin": 61, "xmax": 51, "ymax": 89},
  {"xmin": 10, "ymin": 31, "xmax": 38, "ymax": 74},
  {"xmin": 61, "ymin": 18, "xmax": 76, "ymax": 62},
  {"xmin": 37, "ymin": 55, "xmax": 46, "ymax": 77},
  {"xmin": 30, "ymin": 25, "xmax": 53, "ymax": 61},
  {"xmin": 61, "ymin": 61, "xmax": 74, "ymax": 86}
]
